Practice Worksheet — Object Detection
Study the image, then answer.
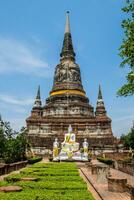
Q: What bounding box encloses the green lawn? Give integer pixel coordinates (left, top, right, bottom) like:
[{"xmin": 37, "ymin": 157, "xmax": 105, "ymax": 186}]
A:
[{"xmin": 0, "ymin": 162, "xmax": 95, "ymax": 200}]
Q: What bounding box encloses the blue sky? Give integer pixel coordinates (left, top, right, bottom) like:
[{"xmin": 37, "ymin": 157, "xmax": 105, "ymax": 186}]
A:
[{"xmin": 0, "ymin": 0, "xmax": 133, "ymax": 136}]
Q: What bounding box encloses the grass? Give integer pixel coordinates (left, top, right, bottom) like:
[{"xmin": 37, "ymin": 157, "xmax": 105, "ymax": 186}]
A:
[{"xmin": 0, "ymin": 162, "xmax": 95, "ymax": 200}]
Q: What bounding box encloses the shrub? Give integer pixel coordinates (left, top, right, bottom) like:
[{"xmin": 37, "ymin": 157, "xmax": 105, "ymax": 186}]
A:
[
  {"xmin": 4, "ymin": 174, "xmax": 21, "ymax": 182},
  {"xmin": 27, "ymin": 157, "xmax": 42, "ymax": 164},
  {"xmin": 97, "ymin": 157, "xmax": 113, "ymax": 165},
  {"xmin": 21, "ymin": 171, "xmax": 79, "ymax": 177},
  {"xmin": 15, "ymin": 180, "xmax": 87, "ymax": 190},
  {"xmin": 0, "ymin": 189, "xmax": 94, "ymax": 200}
]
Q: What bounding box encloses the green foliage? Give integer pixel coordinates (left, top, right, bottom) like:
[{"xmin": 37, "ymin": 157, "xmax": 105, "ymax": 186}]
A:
[
  {"xmin": 97, "ymin": 157, "xmax": 113, "ymax": 165},
  {"xmin": 0, "ymin": 162, "xmax": 95, "ymax": 200},
  {"xmin": 21, "ymin": 170, "xmax": 79, "ymax": 176},
  {"xmin": 118, "ymin": 0, "xmax": 134, "ymax": 96},
  {"xmin": 0, "ymin": 122, "xmax": 29, "ymax": 164},
  {"xmin": 4, "ymin": 131, "xmax": 28, "ymax": 164},
  {"xmin": 120, "ymin": 128, "xmax": 134, "ymax": 148},
  {"xmin": 15, "ymin": 180, "xmax": 87, "ymax": 190},
  {"xmin": 27, "ymin": 157, "xmax": 42, "ymax": 164},
  {"xmin": 4, "ymin": 173, "xmax": 83, "ymax": 183},
  {"xmin": 32, "ymin": 162, "xmax": 77, "ymax": 169},
  {"xmin": 4, "ymin": 122, "xmax": 17, "ymax": 139},
  {"xmin": 0, "ymin": 128, "xmax": 6, "ymax": 158},
  {"xmin": 0, "ymin": 189, "xmax": 93, "ymax": 200},
  {"xmin": 4, "ymin": 174, "xmax": 22, "ymax": 183}
]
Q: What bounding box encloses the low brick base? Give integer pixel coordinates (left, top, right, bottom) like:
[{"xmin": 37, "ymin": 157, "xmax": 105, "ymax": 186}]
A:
[
  {"xmin": 108, "ymin": 177, "xmax": 127, "ymax": 193},
  {"xmin": 127, "ymin": 184, "xmax": 134, "ymax": 200}
]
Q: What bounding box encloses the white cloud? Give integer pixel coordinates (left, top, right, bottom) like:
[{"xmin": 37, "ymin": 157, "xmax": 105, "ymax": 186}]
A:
[
  {"xmin": 7, "ymin": 118, "xmax": 26, "ymax": 132},
  {"xmin": 0, "ymin": 94, "xmax": 33, "ymax": 106},
  {"xmin": 0, "ymin": 37, "xmax": 51, "ymax": 77},
  {"xmin": 13, "ymin": 108, "xmax": 27, "ymax": 114},
  {"xmin": 113, "ymin": 115, "xmax": 134, "ymax": 122},
  {"xmin": 112, "ymin": 114, "xmax": 134, "ymax": 136}
]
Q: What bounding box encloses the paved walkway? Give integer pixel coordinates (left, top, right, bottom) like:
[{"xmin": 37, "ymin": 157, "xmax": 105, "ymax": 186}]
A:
[
  {"xmin": 78, "ymin": 160, "xmax": 132, "ymax": 200},
  {"xmin": 79, "ymin": 168, "xmax": 102, "ymax": 200}
]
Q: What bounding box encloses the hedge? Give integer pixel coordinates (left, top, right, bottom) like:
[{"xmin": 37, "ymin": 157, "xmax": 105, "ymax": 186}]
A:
[
  {"xmin": 27, "ymin": 157, "xmax": 42, "ymax": 164},
  {"xmin": 0, "ymin": 162, "xmax": 95, "ymax": 200},
  {"xmin": 5, "ymin": 174, "xmax": 83, "ymax": 182},
  {"xmin": 97, "ymin": 157, "xmax": 113, "ymax": 165},
  {"xmin": 0, "ymin": 189, "xmax": 93, "ymax": 200}
]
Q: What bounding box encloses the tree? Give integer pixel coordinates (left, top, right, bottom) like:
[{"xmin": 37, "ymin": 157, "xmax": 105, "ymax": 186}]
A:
[
  {"xmin": 4, "ymin": 133, "xmax": 28, "ymax": 164},
  {"xmin": 0, "ymin": 128, "xmax": 6, "ymax": 158},
  {"xmin": 121, "ymin": 128, "xmax": 134, "ymax": 149},
  {"xmin": 4, "ymin": 122, "xmax": 17, "ymax": 139},
  {"xmin": 4, "ymin": 127, "xmax": 29, "ymax": 164},
  {"xmin": 0, "ymin": 120, "xmax": 29, "ymax": 164},
  {"xmin": 118, "ymin": 0, "xmax": 134, "ymax": 96}
]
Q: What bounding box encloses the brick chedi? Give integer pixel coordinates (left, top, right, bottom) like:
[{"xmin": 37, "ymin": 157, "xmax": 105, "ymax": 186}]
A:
[{"xmin": 26, "ymin": 12, "xmax": 114, "ymax": 150}]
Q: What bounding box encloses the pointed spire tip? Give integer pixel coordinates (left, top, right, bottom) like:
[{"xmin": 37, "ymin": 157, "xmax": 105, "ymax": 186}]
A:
[
  {"xmin": 33, "ymin": 85, "xmax": 42, "ymax": 108},
  {"xmin": 36, "ymin": 85, "xmax": 41, "ymax": 100},
  {"xmin": 65, "ymin": 11, "xmax": 70, "ymax": 33},
  {"xmin": 98, "ymin": 84, "xmax": 103, "ymax": 100}
]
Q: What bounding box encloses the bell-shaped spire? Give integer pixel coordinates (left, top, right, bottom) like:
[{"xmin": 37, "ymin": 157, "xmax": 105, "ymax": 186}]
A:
[
  {"xmin": 95, "ymin": 85, "xmax": 106, "ymax": 116},
  {"xmin": 33, "ymin": 86, "xmax": 42, "ymax": 108},
  {"xmin": 60, "ymin": 11, "xmax": 75, "ymax": 61}
]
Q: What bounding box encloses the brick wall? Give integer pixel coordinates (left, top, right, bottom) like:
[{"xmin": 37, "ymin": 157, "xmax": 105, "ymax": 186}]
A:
[{"xmin": 0, "ymin": 161, "xmax": 27, "ymax": 176}]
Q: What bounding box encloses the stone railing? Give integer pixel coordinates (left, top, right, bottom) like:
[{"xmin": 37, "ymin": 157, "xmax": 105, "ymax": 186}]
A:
[
  {"xmin": 105, "ymin": 152, "xmax": 129, "ymax": 160},
  {"xmin": 0, "ymin": 161, "xmax": 27, "ymax": 176},
  {"xmin": 114, "ymin": 161, "xmax": 134, "ymax": 176}
]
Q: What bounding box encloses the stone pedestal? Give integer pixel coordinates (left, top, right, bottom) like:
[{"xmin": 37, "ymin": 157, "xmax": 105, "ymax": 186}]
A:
[
  {"xmin": 97, "ymin": 165, "xmax": 109, "ymax": 184},
  {"xmin": 108, "ymin": 177, "xmax": 127, "ymax": 193},
  {"xmin": 91, "ymin": 165, "xmax": 98, "ymax": 175},
  {"xmin": 0, "ymin": 186, "xmax": 22, "ymax": 192}
]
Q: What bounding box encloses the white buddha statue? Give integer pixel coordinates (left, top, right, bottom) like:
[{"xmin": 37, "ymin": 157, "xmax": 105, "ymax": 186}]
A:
[
  {"xmin": 53, "ymin": 138, "xmax": 59, "ymax": 159},
  {"xmin": 83, "ymin": 138, "xmax": 89, "ymax": 157},
  {"xmin": 61, "ymin": 125, "xmax": 79, "ymax": 154},
  {"xmin": 68, "ymin": 124, "xmax": 72, "ymax": 133}
]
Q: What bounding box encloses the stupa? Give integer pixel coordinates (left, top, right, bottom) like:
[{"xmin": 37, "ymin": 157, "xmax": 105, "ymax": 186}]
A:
[{"xmin": 26, "ymin": 12, "xmax": 114, "ymax": 152}]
